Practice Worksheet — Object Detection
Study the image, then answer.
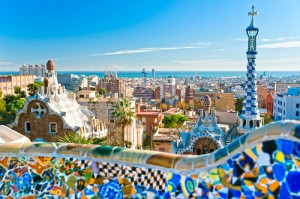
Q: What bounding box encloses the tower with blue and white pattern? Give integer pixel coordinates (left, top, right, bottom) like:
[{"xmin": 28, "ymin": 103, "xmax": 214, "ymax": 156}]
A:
[{"xmin": 238, "ymin": 6, "xmax": 264, "ymax": 133}]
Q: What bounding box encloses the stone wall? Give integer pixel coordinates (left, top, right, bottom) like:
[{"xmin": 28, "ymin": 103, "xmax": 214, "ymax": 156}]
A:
[{"xmin": 0, "ymin": 121, "xmax": 300, "ymax": 198}]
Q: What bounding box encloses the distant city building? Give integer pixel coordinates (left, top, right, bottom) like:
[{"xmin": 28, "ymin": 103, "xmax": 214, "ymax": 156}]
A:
[
  {"xmin": 152, "ymin": 68, "xmax": 155, "ymax": 78},
  {"xmin": 57, "ymin": 73, "xmax": 79, "ymax": 87},
  {"xmin": 215, "ymin": 111, "xmax": 238, "ymax": 128},
  {"xmin": 153, "ymin": 128, "xmax": 179, "ymax": 152},
  {"xmin": 69, "ymin": 76, "xmax": 88, "ymax": 92},
  {"xmin": 194, "ymin": 92, "xmax": 235, "ymax": 112},
  {"xmin": 136, "ymin": 104, "xmax": 163, "ymax": 137},
  {"xmin": 266, "ymin": 93, "xmax": 274, "ymax": 116},
  {"xmin": 176, "ymin": 85, "xmax": 186, "ymax": 101},
  {"xmin": 185, "ymin": 85, "xmax": 193, "ymax": 102},
  {"xmin": 141, "ymin": 68, "xmax": 147, "ymax": 87},
  {"xmin": 87, "ymin": 75, "xmax": 99, "ymax": 87},
  {"xmin": 10, "ymin": 60, "xmax": 107, "ymax": 142},
  {"xmin": 275, "ymin": 82, "xmax": 300, "ymax": 92},
  {"xmin": 155, "ymin": 78, "xmax": 176, "ymax": 99},
  {"xmin": 132, "ymin": 86, "xmax": 154, "ymax": 101},
  {"xmin": 19, "ymin": 64, "xmax": 47, "ymax": 77},
  {"xmin": 0, "ymin": 75, "xmax": 34, "ymax": 97},
  {"xmin": 273, "ymin": 87, "xmax": 300, "ymax": 121},
  {"xmin": 98, "ymin": 77, "xmax": 125, "ymax": 98},
  {"xmin": 76, "ymin": 90, "xmax": 96, "ymax": 99}
]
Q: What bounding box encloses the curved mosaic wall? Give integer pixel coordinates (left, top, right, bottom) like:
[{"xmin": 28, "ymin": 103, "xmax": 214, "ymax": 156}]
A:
[{"xmin": 0, "ymin": 121, "xmax": 299, "ymax": 198}]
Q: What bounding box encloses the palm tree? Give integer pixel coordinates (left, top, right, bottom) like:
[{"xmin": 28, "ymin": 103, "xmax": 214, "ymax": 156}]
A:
[
  {"xmin": 111, "ymin": 98, "xmax": 136, "ymax": 145},
  {"xmin": 56, "ymin": 132, "xmax": 107, "ymax": 145}
]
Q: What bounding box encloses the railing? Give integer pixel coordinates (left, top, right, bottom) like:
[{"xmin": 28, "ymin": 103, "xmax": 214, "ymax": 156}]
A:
[{"xmin": 0, "ymin": 121, "xmax": 299, "ymax": 198}]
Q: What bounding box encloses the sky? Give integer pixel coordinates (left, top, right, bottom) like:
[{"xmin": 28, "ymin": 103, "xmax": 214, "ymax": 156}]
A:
[{"xmin": 0, "ymin": 0, "xmax": 300, "ymax": 71}]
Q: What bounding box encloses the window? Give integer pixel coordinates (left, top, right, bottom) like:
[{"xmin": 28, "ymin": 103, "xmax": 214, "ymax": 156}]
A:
[
  {"xmin": 25, "ymin": 121, "xmax": 31, "ymax": 133},
  {"xmin": 49, "ymin": 123, "xmax": 57, "ymax": 134},
  {"xmin": 297, "ymin": 111, "xmax": 299, "ymax": 117},
  {"xmin": 297, "ymin": 103, "xmax": 300, "ymax": 108}
]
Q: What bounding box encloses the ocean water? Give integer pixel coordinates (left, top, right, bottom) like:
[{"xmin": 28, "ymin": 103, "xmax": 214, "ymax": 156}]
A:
[{"xmin": 1, "ymin": 71, "xmax": 300, "ymax": 78}]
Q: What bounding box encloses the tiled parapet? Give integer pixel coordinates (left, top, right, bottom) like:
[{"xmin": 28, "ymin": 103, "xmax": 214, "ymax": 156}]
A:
[{"xmin": 0, "ymin": 121, "xmax": 299, "ymax": 198}]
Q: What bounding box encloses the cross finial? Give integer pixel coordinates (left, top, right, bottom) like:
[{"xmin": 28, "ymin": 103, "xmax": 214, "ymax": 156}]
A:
[{"xmin": 248, "ymin": 5, "xmax": 258, "ymax": 17}]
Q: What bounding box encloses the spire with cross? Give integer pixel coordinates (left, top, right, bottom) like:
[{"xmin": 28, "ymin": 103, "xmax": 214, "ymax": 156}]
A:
[
  {"xmin": 248, "ymin": 5, "xmax": 258, "ymax": 18},
  {"xmin": 246, "ymin": 5, "xmax": 259, "ymax": 52}
]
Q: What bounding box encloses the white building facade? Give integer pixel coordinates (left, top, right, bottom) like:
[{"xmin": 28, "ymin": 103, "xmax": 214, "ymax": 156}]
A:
[
  {"xmin": 20, "ymin": 64, "xmax": 47, "ymax": 77},
  {"xmin": 273, "ymin": 87, "xmax": 300, "ymax": 121}
]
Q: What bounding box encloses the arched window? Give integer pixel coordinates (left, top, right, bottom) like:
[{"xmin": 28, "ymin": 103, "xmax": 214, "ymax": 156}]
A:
[
  {"xmin": 49, "ymin": 123, "xmax": 57, "ymax": 134},
  {"xmin": 250, "ymin": 120, "xmax": 253, "ymax": 128},
  {"xmin": 257, "ymin": 120, "xmax": 260, "ymax": 127},
  {"xmin": 25, "ymin": 121, "xmax": 31, "ymax": 133}
]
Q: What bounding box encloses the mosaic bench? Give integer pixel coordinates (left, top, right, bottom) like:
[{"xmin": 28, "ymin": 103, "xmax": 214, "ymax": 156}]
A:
[{"xmin": 0, "ymin": 121, "xmax": 299, "ymax": 198}]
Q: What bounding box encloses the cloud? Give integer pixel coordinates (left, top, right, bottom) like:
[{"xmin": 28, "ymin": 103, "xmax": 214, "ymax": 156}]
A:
[
  {"xmin": 0, "ymin": 61, "xmax": 14, "ymax": 65},
  {"xmin": 261, "ymin": 38, "xmax": 271, "ymax": 42},
  {"xmin": 259, "ymin": 41, "xmax": 300, "ymax": 49},
  {"xmin": 277, "ymin": 37, "xmax": 298, "ymax": 41},
  {"xmin": 89, "ymin": 42, "xmax": 212, "ymax": 56}
]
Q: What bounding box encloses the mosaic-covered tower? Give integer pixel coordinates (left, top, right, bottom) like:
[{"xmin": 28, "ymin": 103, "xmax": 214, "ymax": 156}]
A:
[{"xmin": 238, "ymin": 6, "xmax": 264, "ymax": 133}]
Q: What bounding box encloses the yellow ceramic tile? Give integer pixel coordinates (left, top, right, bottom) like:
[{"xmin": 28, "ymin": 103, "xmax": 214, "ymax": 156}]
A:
[{"xmin": 146, "ymin": 153, "xmax": 177, "ymax": 168}]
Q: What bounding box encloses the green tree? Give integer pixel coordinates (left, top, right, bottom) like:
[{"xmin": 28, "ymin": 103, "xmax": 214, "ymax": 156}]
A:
[
  {"xmin": 6, "ymin": 99, "xmax": 25, "ymax": 112},
  {"xmin": 264, "ymin": 113, "xmax": 274, "ymax": 124},
  {"xmin": 0, "ymin": 112, "xmax": 16, "ymax": 125},
  {"xmin": 0, "ymin": 95, "xmax": 21, "ymax": 125},
  {"xmin": 14, "ymin": 86, "xmax": 26, "ymax": 98},
  {"xmin": 14, "ymin": 86, "xmax": 21, "ymax": 95},
  {"xmin": 162, "ymin": 114, "xmax": 189, "ymax": 128},
  {"xmin": 235, "ymin": 97, "xmax": 244, "ymax": 114},
  {"xmin": 111, "ymin": 98, "xmax": 136, "ymax": 145},
  {"xmin": 143, "ymin": 136, "xmax": 151, "ymax": 150},
  {"xmin": 0, "ymin": 99, "xmax": 6, "ymax": 113},
  {"xmin": 99, "ymin": 88, "xmax": 107, "ymax": 96},
  {"xmin": 27, "ymin": 82, "xmax": 44, "ymax": 96},
  {"xmin": 3, "ymin": 95, "xmax": 18, "ymax": 104}
]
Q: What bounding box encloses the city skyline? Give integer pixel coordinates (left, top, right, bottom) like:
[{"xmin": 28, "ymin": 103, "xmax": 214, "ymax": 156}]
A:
[{"xmin": 1, "ymin": 0, "xmax": 300, "ymax": 71}]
